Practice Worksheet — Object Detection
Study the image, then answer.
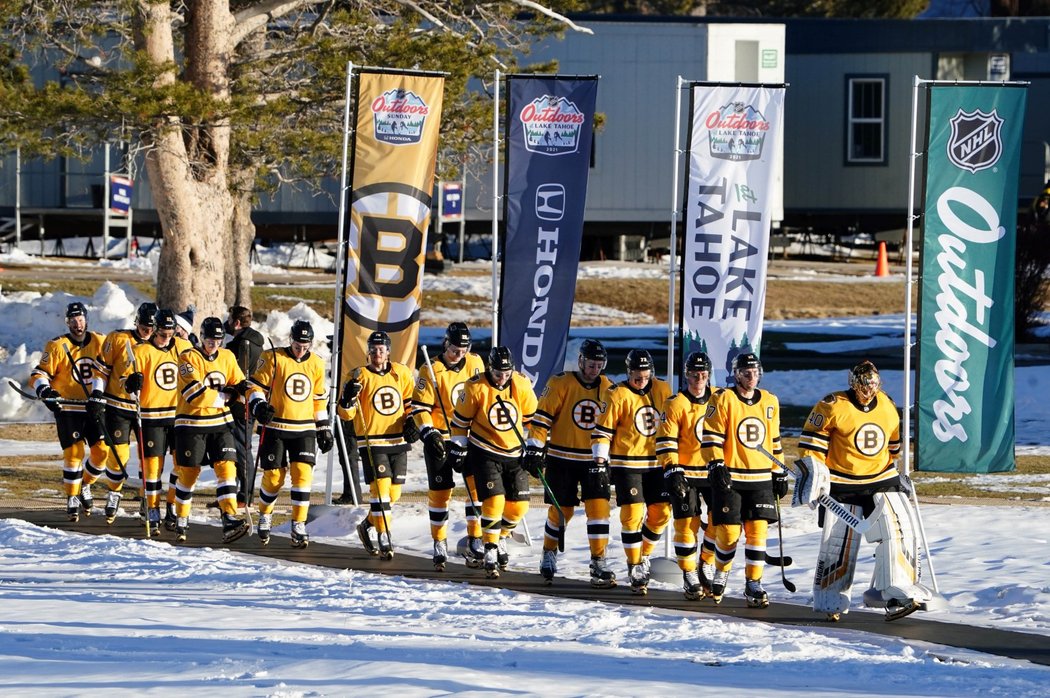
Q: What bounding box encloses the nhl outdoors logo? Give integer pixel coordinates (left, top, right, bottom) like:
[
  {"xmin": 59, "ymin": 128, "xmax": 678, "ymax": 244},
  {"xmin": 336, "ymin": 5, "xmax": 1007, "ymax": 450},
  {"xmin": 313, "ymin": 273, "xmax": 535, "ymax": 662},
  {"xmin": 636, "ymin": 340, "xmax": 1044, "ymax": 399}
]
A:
[{"xmin": 947, "ymin": 108, "xmax": 1003, "ymax": 174}]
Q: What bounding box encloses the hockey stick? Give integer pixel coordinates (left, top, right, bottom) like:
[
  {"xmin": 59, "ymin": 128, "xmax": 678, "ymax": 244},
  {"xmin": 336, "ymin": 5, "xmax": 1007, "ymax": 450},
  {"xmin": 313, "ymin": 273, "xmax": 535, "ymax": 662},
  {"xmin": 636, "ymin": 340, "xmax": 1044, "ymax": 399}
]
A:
[
  {"xmin": 63, "ymin": 345, "xmax": 129, "ymax": 481},
  {"xmin": 420, "ymin": 346, "xmax": 483, "ymax": 529},
  {"xmin": 6, "ymin": 378, "xmax": 77, "ymax": 406},
  {"xmin": 752, "ymin": 443, "xmax": 869, "ymax": 534},
  {"xmin": 772, "ymin": 494, "xmax": 796, "ymax": 592},
  {"xmin": 124, "ymin": 340, "xmax": 150, "ymax": 538},
  {"xmin": 241, "ymin": 338, "xmax": 278, "ymax": 537},
  {"xmin": 354, "ymin": 367, "xmax": 394, "ymax": 551},
  {"xmin": 495, "ymin": 395, "xmax": 565, "ymax": 552}
]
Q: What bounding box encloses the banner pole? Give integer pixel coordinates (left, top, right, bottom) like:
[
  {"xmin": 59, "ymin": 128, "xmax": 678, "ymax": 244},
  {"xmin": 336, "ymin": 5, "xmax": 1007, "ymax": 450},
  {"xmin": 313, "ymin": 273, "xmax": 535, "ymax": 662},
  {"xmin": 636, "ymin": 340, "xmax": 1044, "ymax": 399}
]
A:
[
  {"xmin": 326, "ymin": 60, "xmax": 356, "ymax": 506},
  {"xmin": 667, "ymin": 76, "xmax": 685, "ymax": 390},
  {"xmin": 902, "ymin": 74, "xmax": 921, "ymax": 479},
  {"xmin": 491, "ymin": 69, "xmax": 501, "ymax": 346}
]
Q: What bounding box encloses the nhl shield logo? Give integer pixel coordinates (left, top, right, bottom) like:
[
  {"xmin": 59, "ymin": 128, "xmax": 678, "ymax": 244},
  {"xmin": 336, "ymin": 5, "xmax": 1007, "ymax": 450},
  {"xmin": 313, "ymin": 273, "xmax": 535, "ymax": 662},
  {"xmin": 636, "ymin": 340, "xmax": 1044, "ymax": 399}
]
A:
[
  {"xmin": 371, "ymin": 88, "xmax": 430, "ymax": 146},
  {"xmin": 520, "ymin": 95, "xmax": 586, "ymax": 156},
  {"xmin": 947, "ymin": 109, "xmax": 1003, "ymax": 173}
]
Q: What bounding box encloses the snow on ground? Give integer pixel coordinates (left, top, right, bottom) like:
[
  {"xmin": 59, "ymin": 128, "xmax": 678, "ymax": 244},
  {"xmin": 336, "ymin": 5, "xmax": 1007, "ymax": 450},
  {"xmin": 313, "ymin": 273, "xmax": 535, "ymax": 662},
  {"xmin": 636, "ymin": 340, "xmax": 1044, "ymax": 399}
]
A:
[{"xmin": 2, "ymin": 250, "xmax": 1050, "ymax": 694}]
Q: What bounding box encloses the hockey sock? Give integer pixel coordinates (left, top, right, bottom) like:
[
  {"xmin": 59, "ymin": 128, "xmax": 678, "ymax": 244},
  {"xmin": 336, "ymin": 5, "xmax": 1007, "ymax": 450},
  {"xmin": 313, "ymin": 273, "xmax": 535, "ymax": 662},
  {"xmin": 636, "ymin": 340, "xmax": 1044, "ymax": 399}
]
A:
[
  {"xmin": 743, "ymin": 519, "xmax": 768, "ymax": 581},
  {"xmin": 620, "ymin": 502, "xmax": 645, "ymax": 565},
  {"xmin": 584, "ymin": 498, "xmax": 611, "ymax": 558},
  {"xmin": 289, "ymin": 461, "xmax": 312, "ymax": 523},
  {"xmin": 428, "ymin": 488, "xmax": 452, "ymax": 540},
  {"xmin": 481, "ymin": 494, "xmax": 506, "ymax": 546}
]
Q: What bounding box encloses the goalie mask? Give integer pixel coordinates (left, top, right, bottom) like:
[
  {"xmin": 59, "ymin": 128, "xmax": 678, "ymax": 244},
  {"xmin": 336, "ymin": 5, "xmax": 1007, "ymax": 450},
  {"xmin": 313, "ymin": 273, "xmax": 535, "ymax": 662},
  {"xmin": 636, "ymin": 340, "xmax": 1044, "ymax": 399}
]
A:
[{"xmin": 849, "ymin": 360, "xmax": 881, "ymax": 403}]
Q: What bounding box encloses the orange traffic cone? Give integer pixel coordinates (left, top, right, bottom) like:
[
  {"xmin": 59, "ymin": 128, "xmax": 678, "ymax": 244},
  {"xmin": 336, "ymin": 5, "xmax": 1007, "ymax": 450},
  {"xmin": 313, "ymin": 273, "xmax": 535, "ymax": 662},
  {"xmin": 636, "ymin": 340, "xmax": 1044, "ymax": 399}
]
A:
[{"xmin": 874, "ymin": 241, "xmax": 890, "ymax": 277}]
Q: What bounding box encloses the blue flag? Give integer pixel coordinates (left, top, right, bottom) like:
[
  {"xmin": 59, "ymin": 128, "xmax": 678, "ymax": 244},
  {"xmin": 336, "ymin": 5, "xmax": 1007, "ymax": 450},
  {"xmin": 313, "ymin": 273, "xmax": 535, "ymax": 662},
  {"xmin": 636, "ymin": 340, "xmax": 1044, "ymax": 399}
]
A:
[{"xmin": 499, "ymin": 76, "xmax": 598, "ymax": 388}]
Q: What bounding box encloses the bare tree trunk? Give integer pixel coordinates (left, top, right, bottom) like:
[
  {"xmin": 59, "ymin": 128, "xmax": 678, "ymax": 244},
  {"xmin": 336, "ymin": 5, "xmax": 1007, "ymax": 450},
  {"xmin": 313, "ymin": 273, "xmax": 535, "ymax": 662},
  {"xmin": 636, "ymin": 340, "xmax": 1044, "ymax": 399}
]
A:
[{"xmin": 227, "ymin": 169, "xmax": 255, "ymax": 309}]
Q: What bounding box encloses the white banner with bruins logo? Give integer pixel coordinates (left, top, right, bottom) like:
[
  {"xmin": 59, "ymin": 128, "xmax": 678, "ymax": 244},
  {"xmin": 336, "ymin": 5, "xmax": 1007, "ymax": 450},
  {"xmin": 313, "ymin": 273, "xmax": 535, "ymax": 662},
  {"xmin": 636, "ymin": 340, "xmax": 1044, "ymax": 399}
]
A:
[{"xmin": 339, "ymin": 69, "xmax": 445, "ymax": 378}]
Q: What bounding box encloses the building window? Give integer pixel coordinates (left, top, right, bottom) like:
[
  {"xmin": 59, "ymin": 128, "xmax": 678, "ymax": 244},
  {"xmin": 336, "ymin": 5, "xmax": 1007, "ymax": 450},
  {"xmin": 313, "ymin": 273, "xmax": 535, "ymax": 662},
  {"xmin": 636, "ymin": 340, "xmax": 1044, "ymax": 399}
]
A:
[{"xmin": 846, "ymin": 76, "xmax": 887, "ymax": 165}]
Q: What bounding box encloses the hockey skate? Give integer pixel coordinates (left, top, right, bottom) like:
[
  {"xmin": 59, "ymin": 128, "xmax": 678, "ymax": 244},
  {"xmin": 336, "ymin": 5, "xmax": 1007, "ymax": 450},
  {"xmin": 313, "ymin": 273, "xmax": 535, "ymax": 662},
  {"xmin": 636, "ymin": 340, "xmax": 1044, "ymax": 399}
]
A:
[
  {"xmin": 257, "ymin": 513, "xmax": 272, "ymax": 545},
  {"xmin": 683, "ymin": 569, "xmax": 704, "ymax": 600},
  {"xmin": 357, "ymin": 518, "xmax": 378, "ymax": 556},
  {"xmin": 377, "ymin": 531, "xmax": 393, "ymax": 561},
  {"xmin": 66, "ymin": 495, "xmax": 79, "ymax": 522},
  {"xmin": 744, "ymin": 579, "xmax": 769, "ymax": 608},
  {"xmin": 496, "ymin": 537, "xmax": 510, "ymax": 570},
  {"xmin": 221, "ymin": 513, "xmax": 249, "ymax": 543},
  {"xmin": 147, "ymin": 508, "xmax": 161, "ymax": 537},
  {"xmin": 433, "ymin": 540, "xmax": 448, "ymax": 571},
  {"xmin": 628, "ymin": 563, "xmax": 649, "ymax": 595},
  {"xmin": 483, "ymin": 544, "xmax": 500, "ymax": 579},
  {"xmin": 104, "ymin": 489, "xmax": 122, "ymax": 524},
  {"xmin": 589, "ymin": 555, "xmax": 616, "ymax": 589},
  {"xmin": 710, "ymin": 569, "xmax": 730, "ymax": 604},
  {"xmin": 290, "ymin": 521, "xmax": 309, "ymax": 548},
  {"xmin": 540, "ymin": 549, "xmax": 558, "ymax": 584},
  {"xmin": 163, "ymin": 503, "xmax": 177, "ymax": 532},
  {"xmin": 78, "ymin": 483, "xmax": 93, "ymax": 516},
  {"xmin": 885, "ymin": 598, "xmax": 924, "ymax": 622},
  {"xmin": 464, "ymin": 536, "xmax": 484, "ymax": 569},
  {"xmin": 175, "ymin": 516, "xmax": 189, "ymax": 542},
  {"xmin": 698, "ymin": 562, "xmax": 714, "ymax": 599}
]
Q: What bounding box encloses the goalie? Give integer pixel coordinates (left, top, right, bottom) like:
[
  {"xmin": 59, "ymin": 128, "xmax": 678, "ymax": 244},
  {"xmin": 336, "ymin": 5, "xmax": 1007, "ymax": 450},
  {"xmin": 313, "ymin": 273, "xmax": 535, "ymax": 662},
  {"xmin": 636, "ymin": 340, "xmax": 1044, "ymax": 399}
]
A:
[{"xmin": 796, "ymin": 360, "xmax": 934, "ymax": 622}]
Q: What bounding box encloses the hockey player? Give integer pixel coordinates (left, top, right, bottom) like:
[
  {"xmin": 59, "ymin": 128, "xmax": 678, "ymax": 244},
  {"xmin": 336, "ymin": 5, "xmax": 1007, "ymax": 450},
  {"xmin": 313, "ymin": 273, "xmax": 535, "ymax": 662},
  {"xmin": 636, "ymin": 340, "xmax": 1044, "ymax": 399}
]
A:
[
  {"xmin": 123, "ymin": 309, "xmax": 193, "ymax": 535},
  {"xmin": 657, "ymin": 351, "xmax": 719, "ymax": 600},
  {"xmin": 338, "ymin": 330, "xmax": 416, "ymax": 560},
  {"xmin": 246, "ymin": 319, "xmax": 332, "ymax": 547},
  {"xmin": 410, "ymin": 322, "xmax": 485, "ymax": 570},
  {"xmin": 448, "ymin": 346, "xmax": 538, "ymax": 579},
  {"xmin": 797, "ymin": 359, "xmax": 933, "ymax": 622},
  {"xmin": 591, "ymin": 348, "xmax": 673, "ymax": 594},
  {"xmin": 29, "ymin": 302, "xmax": 106, "ymax": 521},
  {"xmin": 524, "ymin": 339, "xmax": 616, "ymax": 588},
  {"xmin": 171, "ymin": 316, "xmax": 251, "ymax": 543},
  {"xmin": 700, "ymin": 352, "xmax": 785, "ymax": 608},
  {"xmin": 85, "ymin": 301, "xmax": 157, "ymax": 523}
]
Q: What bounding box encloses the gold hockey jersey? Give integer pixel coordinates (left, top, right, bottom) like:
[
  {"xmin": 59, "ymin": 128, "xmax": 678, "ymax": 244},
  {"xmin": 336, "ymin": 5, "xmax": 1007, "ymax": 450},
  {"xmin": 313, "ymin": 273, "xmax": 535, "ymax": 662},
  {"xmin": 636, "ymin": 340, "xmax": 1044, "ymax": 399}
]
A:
[
  {"xmin": 656, "ymin": 387, "xmax": 716, "ymax": 480},
  {"xmin": 94, "ymin": 328, "xmax": 151, "ymax": 415},
  {"xmin": 701, "ymin": 387, "xmax": 783, "ymax": 487},
  {"xmin": 133, "ymin": 336, "xmax": 193, "ymax": 424},
  {"xmin": 591, "ymin": 378, "xmax": 672, "ymax": 470},
  {"xmin": 30, "ymin": 332, "xmax": 104, "ymax": 413},
  {"xmin": 176, "ymin": 346, "xmax": 246, "ymax": 431},
  {"xmin": 528, "ymin": 372, "xmax": 612, "ymax": 462},
  {"xmin": 411, "ymin": 352, "xmax": 485, "ymax": 435},
  {"xmin": 450, "ymin": 372, "xmax": 538, "ymax": 458},
  {"xmin": 248, "ymin": 348, "xmax": 329, "ymax": 434},
  {"xmin": 337, "ymin": 362, "xmax": 415, "ymax": 451},
  {"xmin": 798, "ymin": 390, "xmax": 902, "ymax": 489}
]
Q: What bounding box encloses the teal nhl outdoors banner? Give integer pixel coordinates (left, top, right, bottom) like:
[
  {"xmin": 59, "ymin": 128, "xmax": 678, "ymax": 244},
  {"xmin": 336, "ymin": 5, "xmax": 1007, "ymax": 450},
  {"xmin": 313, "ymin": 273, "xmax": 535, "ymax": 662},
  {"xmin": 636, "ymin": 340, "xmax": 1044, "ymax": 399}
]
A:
[{"xmin": 916, "ymin": 84, "xmax": 1027, "ymax": 473}]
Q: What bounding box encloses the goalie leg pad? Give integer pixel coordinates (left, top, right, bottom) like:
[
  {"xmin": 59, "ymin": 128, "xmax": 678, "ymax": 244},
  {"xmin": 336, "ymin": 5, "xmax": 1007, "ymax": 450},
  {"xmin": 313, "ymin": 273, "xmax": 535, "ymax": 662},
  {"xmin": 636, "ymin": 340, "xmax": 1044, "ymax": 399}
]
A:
[
  {"xmin": 812, "ymin": 502, "xmax": 863, "ymax": 615},
  {"xmin": 866, "ymin": 491, "xmax": 934, "ymax": 606}
]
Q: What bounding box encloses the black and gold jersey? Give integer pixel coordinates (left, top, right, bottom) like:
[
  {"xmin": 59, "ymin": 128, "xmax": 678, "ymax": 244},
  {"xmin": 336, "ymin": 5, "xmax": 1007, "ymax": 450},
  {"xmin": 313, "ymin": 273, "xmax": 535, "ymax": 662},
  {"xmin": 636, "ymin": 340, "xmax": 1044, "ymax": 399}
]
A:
[
  {"xmin": 337, "ymin": 362, "xmax": 415, "ymax": 451},
  {"xmin": 591, "ymin": 378, "xmax": 672, "ymax": 470},
  {"xmin": 527, "ymin": 371, "xmax": 612, "ymax": 462},
  {"xmin": 133, "ymin": 336, "xmax": 193, "ymax": 424},
  {"xmin": 30, "ymin": 332, "xmax": 104, "ymax": 413},
  {"xmin": 450, "ymin": 372, "xmax": 538, "ymax": 458},
  {"xmin": 798, "ymin": 389, "xmax": 902, "ymax": 490},
  {"xmin": 175, "ymin": 346, "xmax": 246, "ymax": 431},
  {"xmin": 411, "ymin": 352, "xmax": 485, "ymax": 435},
  {"xmin": 657, "ymin": 387, "xmax": 716, "ymax": 480},
  {"xmin": 94, "ymin": 328, "xmax": 151, "ymax": 415},
  {"xmin": 701, "ymin": 387, "xmax": 783, "ymax": 487},
  {"xmin": 248, "ymin": 348, "xmax": 329, "ymax": 435}
]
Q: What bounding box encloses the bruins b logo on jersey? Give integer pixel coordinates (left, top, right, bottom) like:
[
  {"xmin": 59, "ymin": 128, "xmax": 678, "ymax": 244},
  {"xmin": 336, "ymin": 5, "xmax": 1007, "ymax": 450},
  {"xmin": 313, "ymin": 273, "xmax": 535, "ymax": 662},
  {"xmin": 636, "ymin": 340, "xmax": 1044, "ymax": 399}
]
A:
[
  {"xmin": 488, "ymin": 401, "xmax": 519, "ymax": 432},
  {"xmin": 283, "ymin": 372, "xmax": 313, "ymax": 403},
  {"xmin": 736, "ymin": 416, "xmax": 767, "ymax": 449},
  {"xmin": 854, "ymin": 422, "xmax": 887, "ymax": 455},
  {"xmin": 204, "ymin": 371, "xmax": 226, "ymax": 390},
  {"xmin": 371, "ymin": 385, "xmax": 403, "ymax": 416},
  {"xmin": 572, "ymin": 398, "xmax": 602, "ymax": 430},
  {"xmin": 633, "ymin": 404, "xmax": 661, "ymax": 437},
  {"xmin": 153, "ymin": 361, "xmax": 178, "ymax": 391}
]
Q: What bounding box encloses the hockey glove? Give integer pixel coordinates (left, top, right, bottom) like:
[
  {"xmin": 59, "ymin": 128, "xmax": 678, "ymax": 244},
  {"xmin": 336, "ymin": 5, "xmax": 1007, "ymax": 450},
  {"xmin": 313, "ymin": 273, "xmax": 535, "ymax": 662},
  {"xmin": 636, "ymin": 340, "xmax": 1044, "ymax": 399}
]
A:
[
  {"xmin": 772, "ymin": 470, "xmax": 789, "ymax": 499},
  {"xmin": 339, "ymin": 379, "xmax": 362, "ymax": 409},
  {"xmin": 446, "ymin": 441, "xmax": 468, "ymax": 474},
  {"xmin": 588, "ymin": 459, "xmax": 610, "ymax": 495},
  {"xmin": 402, "ymin": 418, "xmax": 421, "ymax": 444},
  {"xmin": 791, "ymin": 456, "xmax": 831, "ymax": 510},
  {"xmin": 421, "ymin": 427, "xmax": 446, "ymax": 465},
  {"xmin": 87, "ymin": 390, "xmax": 107, "ymax": 425},
  {"xmin": 316, "ymin": 423, "xmax": 334, "ymax": 454},
  {"xmin": 522, "ymin": 445, "xmax": 545, "ymax": 478},
  {"xmin": 36, "ymin": 385, "xmax": 62, "ymax": 414},
  {"xmin": 708, "ymin": 459, "xmax": 732, "ymax": 493},
  {"xmin": 123, "ymin": 372, "xmax": 144, "ymax": 394},
  {"xmin": 252, "ymin": 401, "xmax": 276, "ymax": 425},
  {"xmin": 664, "ymin": 466, "xmax": 689, "ymax": 507}
]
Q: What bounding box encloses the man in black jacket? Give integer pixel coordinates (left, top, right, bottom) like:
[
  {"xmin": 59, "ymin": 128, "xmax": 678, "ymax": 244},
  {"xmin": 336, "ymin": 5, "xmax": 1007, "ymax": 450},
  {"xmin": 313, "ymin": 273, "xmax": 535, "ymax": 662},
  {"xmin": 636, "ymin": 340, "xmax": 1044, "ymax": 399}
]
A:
[{"xmin": 225, "ymin": 306, "xmax": 265, "ymax": 505}]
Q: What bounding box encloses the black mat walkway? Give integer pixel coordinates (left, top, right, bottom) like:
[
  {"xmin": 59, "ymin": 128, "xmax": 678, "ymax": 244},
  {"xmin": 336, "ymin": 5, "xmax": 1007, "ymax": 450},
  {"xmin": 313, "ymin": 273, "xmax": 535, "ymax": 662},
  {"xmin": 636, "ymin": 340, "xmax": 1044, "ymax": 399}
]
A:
[{"xmin": 3, "ymin": 506, "xmax": 1047, "ymax": 667}]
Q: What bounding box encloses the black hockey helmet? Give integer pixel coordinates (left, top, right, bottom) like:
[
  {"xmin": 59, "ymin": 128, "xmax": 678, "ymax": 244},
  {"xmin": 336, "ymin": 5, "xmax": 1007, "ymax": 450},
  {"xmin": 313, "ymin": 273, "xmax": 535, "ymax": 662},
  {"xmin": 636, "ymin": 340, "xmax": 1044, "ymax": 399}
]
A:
[
  {"xmin": 579, "ymin": 339, "xmax": 607, "ymax": 363},
  {"xmin": 625, "ymin": 349, "xmax": 654, "ymax": 372},
  {"xmin": 849, "ymin": 359, "xmax": 881, "ymax": 393},
  {"xmin": 290, "ymin": 320, "xmax": 314, "ymax": 343},
  {"xmin": 65, "ymin": 301, "xmax": 88, "ymax": 319},
  {"xmin": 367, "ymin": 330, "xmax": 391, "ymax": 350},
  {"xmin": 200, "ymin": 316, "xmax": 226, "ymax": 341},
  {"xmin": 443, "ymin": 322, "xmax": 472, "ymax": 349},
  {"xmin": 154, "ymin": 309, "xmax": 177, "ymax": 331},
  {"xmin": 136, "ymin": 302, "xmax": 159, "ymax": 328},
  {"xmin": 488, "ymin": 345, "xmax": 514, "ymax": 372},
  {"xmin": 732, "ymin": 352, "xmax": 762, "ymax": 372},
  {"xmin": 684, "ymin": 351, "xmax": 711, "ymax": 373}
]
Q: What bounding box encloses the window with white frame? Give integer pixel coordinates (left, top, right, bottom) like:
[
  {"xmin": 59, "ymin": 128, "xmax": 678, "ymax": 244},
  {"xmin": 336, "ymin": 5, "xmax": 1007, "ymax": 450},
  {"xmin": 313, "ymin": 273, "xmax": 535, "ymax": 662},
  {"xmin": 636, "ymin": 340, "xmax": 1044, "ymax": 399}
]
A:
[{"xmin": 846, "ymin": 76, "xmax": 886, "ymax": 165}]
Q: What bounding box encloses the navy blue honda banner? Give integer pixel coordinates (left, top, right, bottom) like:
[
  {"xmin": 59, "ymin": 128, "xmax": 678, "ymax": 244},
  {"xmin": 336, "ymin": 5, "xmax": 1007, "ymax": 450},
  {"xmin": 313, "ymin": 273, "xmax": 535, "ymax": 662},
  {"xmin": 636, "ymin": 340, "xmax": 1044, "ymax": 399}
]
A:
[{"xmin": 498, "ymin": 75, "xmax": 598, "ymax": 388}]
